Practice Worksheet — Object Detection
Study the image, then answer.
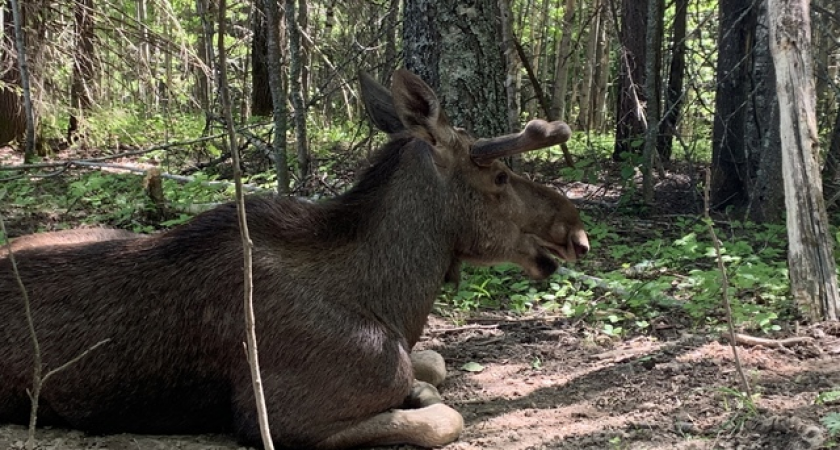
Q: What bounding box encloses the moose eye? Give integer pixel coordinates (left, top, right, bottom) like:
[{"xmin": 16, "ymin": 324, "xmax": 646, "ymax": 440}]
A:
[{"xmin": 494, "ymin": 172, "xmax": 509, "ymax": 186}]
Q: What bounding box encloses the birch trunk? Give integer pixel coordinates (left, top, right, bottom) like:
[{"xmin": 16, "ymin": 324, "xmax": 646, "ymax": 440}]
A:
[{"xmin": 768, "ymin": 0, "xmax": 839, "ymax": 321}]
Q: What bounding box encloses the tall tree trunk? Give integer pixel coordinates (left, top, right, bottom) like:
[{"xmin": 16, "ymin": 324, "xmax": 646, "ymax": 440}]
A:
[
  {"xmin": 577, "ymin": 0, "xmax": 601, "ymax": 131},
  {"xmin": 641, "ymin": 0, "xmax": 661, "ymax": 203},
  {"xmin": 264, "ymin": 0, "xmax": 290, "ymax": 192},
  {"xmin": 68, "ymin": 0, "xmax": 96, "ymax": 142},
  {"xmin": 657, "ymin": 0, "xmax": 687, "ymax": 162},
  {"xmin": 287, "ymin": 0, "xmax": 309, "ymax": 182},
  {"xmin": 710, "ymin": 0, "xmax": 756, "ymax": 210},
  {"xmin": 404, "ymin": 0, "xmax": 506, "ymax": 137},
  {"xmin": 0, "ymin": 2, "xmax": 26, "ymax": 147},
  {"xmin": 823, "ymin": 106, "xmax": 840, "ymax": 204},
  {"xmin": 768, "ymin": 0, "xmax": 839, "ymax": 321},
  {"xmin": 499, "ymin": 0, "xmax": 520, "ymax": 134},
  {"xmin": 549, "ymin": 0, "xmax": 575, "ymax": 121},
  {"xmin": 9, "ymin": 0, "xmax": 35, "ymax": 162},
  {"xmin": 592, "ymin": 4, "xmax": 611, "ymax": 133},
  {"xmin": 195, "ymin": 0, "xmax": 215, "ymax": 128},
  {"xmin": 746, "ymin": 0, "xmax": 784, "ymax": 223},
  {"xmin": 251, "ymin": 0, "xmax": 284, "ymax": 117},
  {"xmin": 382, "ymin": 0, "xmax": 401, "ymax": 82},
  {"xmin": 613, "ymin": 0, "xmax": 647, "ymax": 160}
]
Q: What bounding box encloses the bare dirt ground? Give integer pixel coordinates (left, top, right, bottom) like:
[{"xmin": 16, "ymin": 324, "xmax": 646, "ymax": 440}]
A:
[{"xmin": 1, "ymin": 316, "xmax": 837, "ymax": 450}]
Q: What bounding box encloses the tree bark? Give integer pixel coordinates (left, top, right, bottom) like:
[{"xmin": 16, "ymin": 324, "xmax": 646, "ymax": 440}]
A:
[
  {"xmin": 9, "ymin": 0, "xmax": 35, "ymax": 162},
  {"xmin": 404, "ymin": 0, "xmax": 507, "ymax": 138},
  {"xmin": 657, "ymin": 0, "xmax": 687, "ymax": 162},
  {"xmin": 746, "ymin": 1, "xmax": 784, "ymax": 223},
  {"xmin": 641, "ymin": 0, "xmax": 661, "ymax": 203},
  {"xmin": 710, "ymin": 0, "xmax": 756, "ymax": 210},
  {"xmin": 264, "ymin": 0, "xmax": 290, "ymax": 192},
  {"xmin": 549, "ymin": 0, "xmax": 576, "ymax": 122},
  {"xmin": 68, "ymin": 0, "xmax": 96, "ymax": 142},
  {"xmin": 251, "ymin": 0, "xmax": 284, "ymax": 117},
  {"xmin": 768, "ymin": 0, "xmax": 839, "ymax": 321},
  {"xmin": 577, "ymin": 1, "xmax": 599, "ymax": 131},
  {"xmin": 403, "ymin": 0, "xmax": 440, "ymax": 91},
  {"xmin": 0, "ymin": 2, "xmax": 26, "ymax": 148},
  {"xmin": 613, "ymin": 0, "xmax": 647, "ymax": 160},
  {"xmin": 287, "ymin": 0, "xmax": 310, "ymax": 182}
]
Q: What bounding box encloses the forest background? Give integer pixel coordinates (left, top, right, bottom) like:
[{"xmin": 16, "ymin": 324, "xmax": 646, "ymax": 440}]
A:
[{"xmin": 1, "ymin": 0, "xmax": 840, "ymax": 376}]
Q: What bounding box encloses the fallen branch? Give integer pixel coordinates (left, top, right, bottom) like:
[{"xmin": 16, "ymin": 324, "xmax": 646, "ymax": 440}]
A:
[
  {"xmin": 1, "ymin": 159, "xmax": 269, "ymax": 193},
  {"xmin": 427, "ymin": 324, "xmax": 499, "ymax": 335},
  {"xmin": 720, "ymin": 332, "xmax": 815, "ymax": 348}
]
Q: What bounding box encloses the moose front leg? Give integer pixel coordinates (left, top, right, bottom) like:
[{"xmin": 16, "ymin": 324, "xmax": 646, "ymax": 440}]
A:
[
  {"xmin": 315, "ymin": 403, "xmax": 464, "ymax": 449},
  {"xmin": 410, "ymin": 349, "xmax": 446, "ymax": 387}
]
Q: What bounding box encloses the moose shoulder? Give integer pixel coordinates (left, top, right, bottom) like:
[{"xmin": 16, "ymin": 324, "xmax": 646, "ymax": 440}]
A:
[{"xmin": 0, "ymin": 69, "xmax": 588, "ymax": 449}]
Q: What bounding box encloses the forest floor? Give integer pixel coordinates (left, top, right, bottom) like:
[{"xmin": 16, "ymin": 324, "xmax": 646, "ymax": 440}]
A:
[
  {"xmin": 0, "ymin": 317, "xmax": 837, "ymax": 449},
  {"xmin": 2, "ymin": 147, "xmax": 839, "ymax": 449}
]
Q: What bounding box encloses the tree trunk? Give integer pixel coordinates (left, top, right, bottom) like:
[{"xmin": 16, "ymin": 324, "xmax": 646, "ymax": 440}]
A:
[
  {"xmin": 68, "ymin": 0, "xmax": 96, "ymax": 142},
  {"xmin": 592, "ymin": 4, "xmax": 611, "ymax": 133},
  {"xmin": 824, "ymin": 106, "xmax": 840, "ymax": 205},
  {"xmin": 287, "ymin": 0, "xmax": 310, "ymax": 182},
  {"xmin": 382, "ymin": 0, "xmax": 400, "ymax": 82},
  {"xmin": 498, "ymin": 0, "xmax": 520, "ymax": 134},
  {"xmin": 264, "ymin": 0, "xmax": 290, "ymax": 193},
  {"xmin": 0, "ymin": 1, "xmax": 26, "ymax": 148},
  {"xmin": 746, "ymin": 1, "xmax": 784, "ymax": 223},
  {"xmin": 641, "ymin": 0, "xmax": 661, "ymax": 203},
  {"xmin": 195, "ymin": 0, "xmax": 215, "ymax": 128},
  {"xmin": 251, "ymin": 0, "xmax": 284, "ymax": 117},
  {"xmin": 404, "ymin": 0, "xmax": 506, "ymax": 137},
  {"xmin": 549, "ymin": 0, "xmax": 575, "ymax": 121},
  {"xmin": 403, "ymin": 0, "xmax": 440, "ymax": 90},
  {"xmin": 768, "ymin": 0, "xmax": 839, "ymax": 321},
  {"xmin": 577, "ymin": 0, "xmax": 601, "ymax": 131},
  {"xmin": 613, "ymin": 0, "xmax": 647, "ymax": 160},
  {"xmin": 657, "ymin": 0, "xmax": 687, "ymax": 162},
  {"xmin": 710, "ymin": 0, "xmax": 756, "ymax": 211}
]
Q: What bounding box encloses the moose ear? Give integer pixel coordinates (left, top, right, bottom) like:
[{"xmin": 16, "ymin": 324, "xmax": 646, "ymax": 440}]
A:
[
  {"xmin": 390, "ymin": 69, "xmax": 452, "ymax": 145},
  {"xmin": 359, "ymin": 72, "xmax": 406, "ymax": 135}
]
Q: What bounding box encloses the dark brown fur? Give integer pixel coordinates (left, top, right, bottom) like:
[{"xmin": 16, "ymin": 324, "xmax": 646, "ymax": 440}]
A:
[
  {"xmin": 0, "ymin": 70, "xmax": 588, "ymax": 449},
  {"xmin": 5, "ymin": 228, "xmax": 141, "ymax": 252}
]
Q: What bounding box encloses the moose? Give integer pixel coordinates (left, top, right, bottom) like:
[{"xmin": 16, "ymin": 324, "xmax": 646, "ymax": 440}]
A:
[{"xmin": 0, "ymin": 69, "xmax": 589, "ymax": 449}]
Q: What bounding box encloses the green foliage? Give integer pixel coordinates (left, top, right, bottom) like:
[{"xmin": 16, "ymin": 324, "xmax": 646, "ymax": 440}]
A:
[
  {"xmin": 822, "ymin": 412, "xmax": 840, "ymax": 438},
  {"xmin": 2, "ymin": 169, "xmax": 230, "ymax": 234},
  {"xmin": 816, "ymin": 390, "xmax": 840, "ymax": 405},
  {"xmin": 439, "ymin": 214, "xmax": 795, "ymax": 335}
]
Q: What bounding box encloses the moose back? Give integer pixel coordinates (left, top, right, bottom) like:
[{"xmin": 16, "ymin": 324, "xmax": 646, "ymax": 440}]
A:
[{"xmin": 0, "ymin": 69, "xmax": 589, "ymax": 449}]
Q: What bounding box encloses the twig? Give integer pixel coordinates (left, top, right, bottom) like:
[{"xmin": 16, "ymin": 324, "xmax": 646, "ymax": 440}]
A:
[
  {"xmin": 427, "ymin": 324, "xmax": 499, "ymax": 335},
  {"xmin": 217, "ymin": 2, "xmax": 274, "ymax": 449},
  {"xmin": 704, "ymin": 169, "xmax": 751, "ymax": 397},
  {"xmin": 720, "ymin": 332, "xmax": 814, "ymax": 348}
]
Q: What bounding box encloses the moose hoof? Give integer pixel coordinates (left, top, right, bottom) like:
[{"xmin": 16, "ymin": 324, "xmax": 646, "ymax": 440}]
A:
[
  {"xmin": 405, "ymin": 403, "xmax": 464, "ymax": 447},
  {"xmin": 403, "ymin": 380, "xmax": 442, "ymax": 408},
  {"xmin": 410, "ymin": 350, "xmax": 446, "ymax": 387}
]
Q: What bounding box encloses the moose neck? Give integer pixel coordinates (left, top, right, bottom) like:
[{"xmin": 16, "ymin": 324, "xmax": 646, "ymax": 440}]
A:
[{"xmin": 331, "ymin": 139, "xmax": 454, "ymax": 346}]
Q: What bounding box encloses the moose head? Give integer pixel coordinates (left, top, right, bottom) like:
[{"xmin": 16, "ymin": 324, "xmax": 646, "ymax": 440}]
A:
[{"xmin": 361, "ymin": 69, "xmax": 589, "ymax": 281}]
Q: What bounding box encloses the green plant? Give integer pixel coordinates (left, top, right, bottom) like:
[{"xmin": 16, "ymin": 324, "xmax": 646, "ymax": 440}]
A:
[{"xmin": 822, "ymin": 412, "xmax": 840, "ymax": 439}]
